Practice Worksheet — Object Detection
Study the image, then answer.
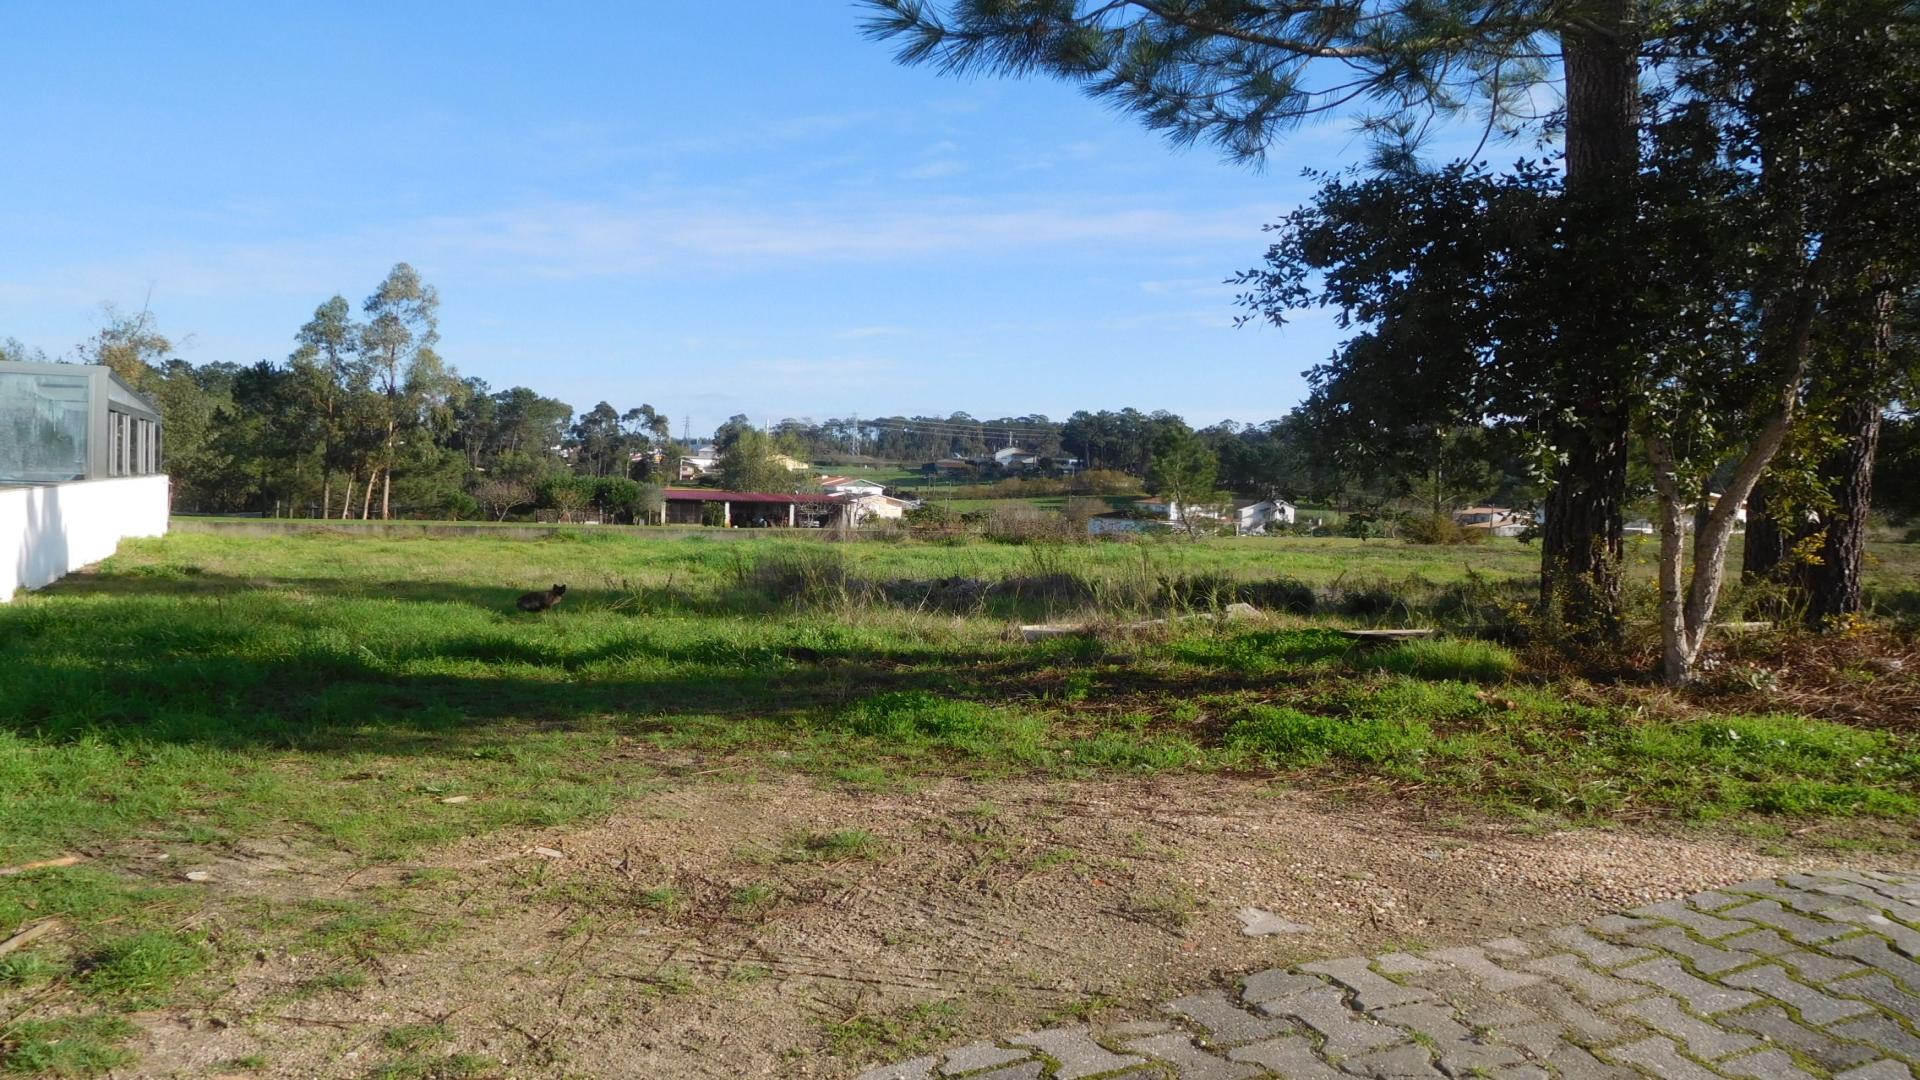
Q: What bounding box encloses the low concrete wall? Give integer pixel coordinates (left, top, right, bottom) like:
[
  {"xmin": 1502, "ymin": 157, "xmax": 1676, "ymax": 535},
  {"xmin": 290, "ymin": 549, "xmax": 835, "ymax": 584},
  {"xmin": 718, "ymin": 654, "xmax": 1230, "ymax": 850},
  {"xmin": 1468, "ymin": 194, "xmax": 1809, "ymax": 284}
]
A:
[{"xmin": 1, "ymin": 476, "xmax": 171, "ymax": 601}]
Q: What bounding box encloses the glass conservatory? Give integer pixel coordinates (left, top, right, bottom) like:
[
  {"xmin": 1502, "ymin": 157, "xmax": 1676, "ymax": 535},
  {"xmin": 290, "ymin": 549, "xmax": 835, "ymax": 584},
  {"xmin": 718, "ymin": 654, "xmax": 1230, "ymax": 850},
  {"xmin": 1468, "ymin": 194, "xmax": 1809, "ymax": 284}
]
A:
[{"xmin": 0, "ymin": 361, "xmax": 163, "ymax": 484}]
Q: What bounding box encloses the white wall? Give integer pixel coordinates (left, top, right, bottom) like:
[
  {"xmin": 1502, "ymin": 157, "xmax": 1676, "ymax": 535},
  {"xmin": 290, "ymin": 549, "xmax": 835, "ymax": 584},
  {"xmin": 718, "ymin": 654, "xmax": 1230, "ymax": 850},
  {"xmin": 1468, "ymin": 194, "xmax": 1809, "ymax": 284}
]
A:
[{"xmin": 0, "ymin": 476, "xmax": 170, "ymax": 601}]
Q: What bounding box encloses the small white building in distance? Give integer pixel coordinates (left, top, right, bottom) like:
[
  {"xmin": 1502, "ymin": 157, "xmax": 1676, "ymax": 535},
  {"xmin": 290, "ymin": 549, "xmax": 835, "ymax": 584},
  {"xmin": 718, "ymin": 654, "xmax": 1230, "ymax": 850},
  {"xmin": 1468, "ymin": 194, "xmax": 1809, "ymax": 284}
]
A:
[
  {"xmin": 1453, "ymin": 506, "xmax": 1532, "ymax": 537},
  {"xmin": 993, "ymin": 446, "xmax": 1040, "ymax": 469},
  {"xmin": 849, "ymin": 493, "xmax": 912, "ymax": 523},
  {"xmin": 1115, "ymin": 498, "xmax": 1296, "ymax": 535},
  {"xmin": 818, "ymin": 475, "xmax": 888, "ymax": 497}
]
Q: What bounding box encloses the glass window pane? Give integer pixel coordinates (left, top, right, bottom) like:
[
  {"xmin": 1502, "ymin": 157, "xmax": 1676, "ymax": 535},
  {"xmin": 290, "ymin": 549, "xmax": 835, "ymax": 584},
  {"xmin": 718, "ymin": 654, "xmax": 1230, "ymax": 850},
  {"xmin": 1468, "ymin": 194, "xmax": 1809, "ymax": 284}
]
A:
[{"xmin": 0, "ymin": 371, "xmax": 89, "ymax": 482}]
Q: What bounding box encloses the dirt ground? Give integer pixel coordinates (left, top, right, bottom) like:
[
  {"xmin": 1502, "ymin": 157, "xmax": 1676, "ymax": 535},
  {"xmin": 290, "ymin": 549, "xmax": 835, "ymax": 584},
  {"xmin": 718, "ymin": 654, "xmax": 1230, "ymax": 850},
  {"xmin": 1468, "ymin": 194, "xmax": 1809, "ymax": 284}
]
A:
[{"xmin": 128, "ymin": 774, "xmax": 1903, "ymax": 1079}]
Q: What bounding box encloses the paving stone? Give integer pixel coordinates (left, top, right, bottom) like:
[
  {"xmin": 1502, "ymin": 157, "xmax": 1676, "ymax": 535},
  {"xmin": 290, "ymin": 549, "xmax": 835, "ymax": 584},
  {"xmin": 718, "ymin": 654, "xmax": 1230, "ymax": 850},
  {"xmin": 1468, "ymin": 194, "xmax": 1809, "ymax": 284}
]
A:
[
  {"xmin": 1724, "ymin": 931, "xmax": 1868, "ymax": 982},
  {"xmin": 1720, "ymin": 1048, "xmax": 1820, "ymax": 1079},
  {"xmin": 1820, "ymin": 905, "xmax": 1920, "ymax": 957},
  {"xmin": 1122, "ymin": 1032, "xmax": 1262, "ymax": 1080},
  {"xmin": 1632, "ymin": 898, "xmax": 1756, "ymax": 938},
  {"xmin": 1301, "ymin": 956, "xmax": 1435, "ymax": 1011},
  {"xmin": 1720, "ymin": 1006, "xmax": 1881, "ymax": 1072},
  {"xmin": 863, "ymin": 868, "xmax": 1920, "ymax": 1080},
  {"xmin": 1688, "ymin": 889, "xmax": 1750, "ymax": 912},
  {"xmin": 1163, "ymin": 990, "xmax": 1293, "ymax": 1046},
  {"xmin": 1588, "ymin": 914, "xmax": 1657, "ymax": 936},
  {"xmin": 960, "ymin": 1066, "xmax": 1042, "ymax": 1080},
  {"xmin": 1006, "ymin": 1028, "xmax": 1144, "ymax": 1080},
  {"xmin": 1824, "ymin": 932, "xmax": 1920, "ymax": 990},
  {"xmin": 1523, "ymin": 953, "xmax": 1650, "ymax": 1005},
  {"xmin": 1723, "ymin": 964, "xmax": 1876, "ymax": 1024},
  {"xmin": 1107, "ymin": 1021, "xmax": 1175, "ymax": 1037},
  {"xmin": 1543, "ymin": 1043, "xmax": 1638, "ymax": 1080},
  {"xmin": 1616, "ymin": 995, "xmax": 1761, "ymax": 1060},
  {"xmin": 1376, "ymin": 952, "xmax": 1442, "ymax": 976},
  {"xmin": 1797, "ymin": 877, "xmax": 1920, "ymax": 910},
  {"xmin": 1424, "ymin": 945, "xmax": 1541, "ymax": 993},
  {"xmin": 1373, "ymin": 1001, "xmax": 1526, "ymax": 1077},
  {"xmin": 1833, "ymin": 1062, "xmax": 1917, "ymax": 1080},
  {"xmin": 1828, "ymin": 973, "xmax": 1920, "ymax": 1015},
  {"xmin": 1546, "ymin": 926, "xmax": 1654, "ymax": 969},
  {"xmin": 1241, "ymin": 969, "xmax": 1329, "ymax": 1005},
  {"xmin": 1255, "ymin": 987, "xmax": 1407, "ymax": 1057},
  {"xmin": 940, "ymin": 1042, "xmax": 1031, "ymax": 1076},
  {"xmin": 1603, "ymin": 1035, "xmax": 1725, "ymax": 1080},
  {"xmin": 1484, "ymin": 937, "xmax": 1534, "ymax": 959},
  {"xmin": 1630, "ymin": 924, "xmax": 1752, "ymax": 974},
  {"xmin": 1829, "ymin": 1016, "xmax": 1920, "ymax": 1063},
  {"xmin": 1722, "ymin": 900, "xmax": 1850, "ymax": 944},
  {"xmin": 1226, "ymin": 1035, "xmax": 1349, "ymax": 1079},
  {"xmin": 1507, "ymin": 983, "xmax": 1632, "ymax": 1043},
  {"xmin": 1726, "ymin": 879, "xmax": 1854, "ymax": 913},
  {"xmin": 857, "ymin": 1056, "xmax": 939, "ymax": 1080},
  {"xmin": 1617, "ymin": 956, "xmax": 1760, "ymax": 1014},
  {"xmin": 1341, "ymin": 1041, "xmax": 1443, "ymax": 1079}
]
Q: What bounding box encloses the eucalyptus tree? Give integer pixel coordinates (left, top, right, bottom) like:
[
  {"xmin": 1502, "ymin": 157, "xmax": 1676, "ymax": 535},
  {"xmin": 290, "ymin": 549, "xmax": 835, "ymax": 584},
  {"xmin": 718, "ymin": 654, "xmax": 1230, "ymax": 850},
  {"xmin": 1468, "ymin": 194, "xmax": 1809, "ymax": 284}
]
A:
[
  {"xmin": 862, "ymin": 0, "xmax": 1646, "ymax": 629},
  {"xmin": 360, "ymin": 263, "xmax": 442, "ymax": 518},
  {"xmin": 289, "ymin": 295, "xmax": 363, "ymax": 518}
]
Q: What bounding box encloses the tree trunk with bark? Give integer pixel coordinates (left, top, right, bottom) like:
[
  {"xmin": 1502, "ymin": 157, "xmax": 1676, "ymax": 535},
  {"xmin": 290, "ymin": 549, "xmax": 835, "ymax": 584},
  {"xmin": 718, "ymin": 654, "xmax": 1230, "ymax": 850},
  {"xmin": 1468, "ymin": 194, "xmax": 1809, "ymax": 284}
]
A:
[
  {"xmin": 1541, "ymin": 0, "xmax": 1641, "ymax": 636},
  {"xmin": 1803, "ymin": 394, "xmax": 1883, "ymax": 624}
]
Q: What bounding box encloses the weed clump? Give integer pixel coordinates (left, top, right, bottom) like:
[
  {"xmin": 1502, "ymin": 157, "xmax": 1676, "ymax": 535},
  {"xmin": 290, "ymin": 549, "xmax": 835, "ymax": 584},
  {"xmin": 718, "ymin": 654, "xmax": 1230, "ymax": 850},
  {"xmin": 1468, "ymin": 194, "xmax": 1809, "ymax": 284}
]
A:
[
  {"xmin": 1223, "ymin": 705, "xmax": 1432, "ymax": 768},
  {"xmin": 1357, "ymin": 638, "xmax": 1519, "ymax": 682}
]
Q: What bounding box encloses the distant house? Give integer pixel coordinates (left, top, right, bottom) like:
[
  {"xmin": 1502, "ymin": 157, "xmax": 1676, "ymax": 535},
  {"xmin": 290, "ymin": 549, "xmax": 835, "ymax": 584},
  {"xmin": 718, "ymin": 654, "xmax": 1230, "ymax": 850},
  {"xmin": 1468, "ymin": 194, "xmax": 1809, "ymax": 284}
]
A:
[
  {"xmin": 1453, "ymin": 506, "xmax": 1531, "ymax": 537},
  {"xmin": 1231, "ymin": 499, "xmax": 1297, "ymax": 535},
  {"xmin": 1135, "ymin": 498, "xmax": 1296, "ymax": 535},
  {"xmin": 993, "ymin": 446, "xmax": 1040, "ymax": 469},
  {"xmin": 848, "ymin": 493, "xmax": 912, "ymax": 523},
  {"xmin": 817, "ymin": 475, "xmax": 888, "ymax": 497}
]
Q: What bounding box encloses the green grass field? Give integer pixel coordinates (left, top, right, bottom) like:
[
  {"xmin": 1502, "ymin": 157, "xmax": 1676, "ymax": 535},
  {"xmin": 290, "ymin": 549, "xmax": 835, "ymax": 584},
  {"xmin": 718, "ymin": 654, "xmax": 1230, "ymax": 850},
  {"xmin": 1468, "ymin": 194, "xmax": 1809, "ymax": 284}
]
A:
[{"xmin": 1, "ymin": 528, "xmax": 1916, "ymax": 1073}]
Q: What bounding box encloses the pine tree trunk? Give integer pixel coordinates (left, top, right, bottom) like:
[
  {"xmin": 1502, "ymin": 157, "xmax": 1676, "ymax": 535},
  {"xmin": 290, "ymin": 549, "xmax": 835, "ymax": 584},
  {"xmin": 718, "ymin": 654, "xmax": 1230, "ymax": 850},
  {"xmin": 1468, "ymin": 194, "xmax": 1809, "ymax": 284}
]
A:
[
  {"xmin": 1803, "ymin": 397, "xmax": 1881, "ymax": 625},
  {"xmin": 341, "ymin": 475, "xmax": 355, "ymax": 520},
  {"xmin": 361, "ymin": 470, "xmax": 377, "ymax": 520},
  {"xmin": 1541, "ymin": 0, "xmax": 1640, "ymax": 635},
  {"xmin": 381, "ymin": 468, "xmax": 392, "ymax": 520}
]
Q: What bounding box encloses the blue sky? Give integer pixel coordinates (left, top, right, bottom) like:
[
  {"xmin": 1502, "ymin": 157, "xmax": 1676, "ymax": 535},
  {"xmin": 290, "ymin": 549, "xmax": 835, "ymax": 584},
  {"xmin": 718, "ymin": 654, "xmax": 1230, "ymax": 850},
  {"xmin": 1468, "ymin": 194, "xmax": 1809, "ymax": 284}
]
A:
[{"xmin": 1, "ymin": 2, "xmax": 1449, "ymax": 436}]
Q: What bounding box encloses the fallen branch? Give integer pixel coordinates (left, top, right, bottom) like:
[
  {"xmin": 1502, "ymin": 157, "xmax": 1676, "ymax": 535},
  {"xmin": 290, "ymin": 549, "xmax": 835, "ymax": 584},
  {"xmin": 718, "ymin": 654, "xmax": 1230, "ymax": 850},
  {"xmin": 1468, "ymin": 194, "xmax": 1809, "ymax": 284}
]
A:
[
  {"xmin": 0, "ymin": 855, "xmax": 83, "ymax": 877},
  {"xmin": 0, "ymin": 919, "xmax": 62, "ymax": 957}
]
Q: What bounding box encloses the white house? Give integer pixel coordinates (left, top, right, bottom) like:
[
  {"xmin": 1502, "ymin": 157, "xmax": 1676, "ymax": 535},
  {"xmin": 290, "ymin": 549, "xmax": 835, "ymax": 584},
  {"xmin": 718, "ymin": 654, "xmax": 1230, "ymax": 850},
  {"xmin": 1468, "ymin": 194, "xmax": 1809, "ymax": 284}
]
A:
[
  {"xmin": 1127, "ymin": 498, "xmax": 1295, "ymax": 535},
  {"xmin": 849, "ymin": 493, "xmax": 912, "ymax": 523},
  {"xmin": 1231, "ymin": 499, "xmax": 1296, "ymax": 535},
  {"xmin": 818, "ymin": 475, "xmax": 888, "ymax": 497},
  {"xmin": 993, "ymin": 446, "xmax": 1040, "ymax": 469},
  {"xmin": 1453, "ymin": 506, "xmax": 1532, "ymax": 537}
]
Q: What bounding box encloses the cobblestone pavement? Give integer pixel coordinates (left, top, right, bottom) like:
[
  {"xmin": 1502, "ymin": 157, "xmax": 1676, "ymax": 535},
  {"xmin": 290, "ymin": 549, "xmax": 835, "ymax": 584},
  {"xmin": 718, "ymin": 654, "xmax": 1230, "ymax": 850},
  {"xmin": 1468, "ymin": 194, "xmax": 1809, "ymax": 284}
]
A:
[{"xmin": 856, "ymin": 870, "xmax": 1920, "ymax": 1080}]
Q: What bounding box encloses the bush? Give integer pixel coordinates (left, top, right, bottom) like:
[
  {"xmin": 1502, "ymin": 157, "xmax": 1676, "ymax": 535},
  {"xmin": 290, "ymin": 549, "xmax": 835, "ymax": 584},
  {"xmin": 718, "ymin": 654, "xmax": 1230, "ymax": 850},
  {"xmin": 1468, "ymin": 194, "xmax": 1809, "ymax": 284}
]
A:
[{"xmin": 1398, "ymin": 513, "xmax": 1486, "ymax": 546}]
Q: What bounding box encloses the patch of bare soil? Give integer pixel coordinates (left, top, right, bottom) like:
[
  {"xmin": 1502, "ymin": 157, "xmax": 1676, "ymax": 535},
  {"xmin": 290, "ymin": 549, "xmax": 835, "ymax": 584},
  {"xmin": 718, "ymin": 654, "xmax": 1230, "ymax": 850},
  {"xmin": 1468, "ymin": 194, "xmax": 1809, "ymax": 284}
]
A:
[{"xmin": 130, "ymin": 775, "xmax": 1899, "ymax": 1079}]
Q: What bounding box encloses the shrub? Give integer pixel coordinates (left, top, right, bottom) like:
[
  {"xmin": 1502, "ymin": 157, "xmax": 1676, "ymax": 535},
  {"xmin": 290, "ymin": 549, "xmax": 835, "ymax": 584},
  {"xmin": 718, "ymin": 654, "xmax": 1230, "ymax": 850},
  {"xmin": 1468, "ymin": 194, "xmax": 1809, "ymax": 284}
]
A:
[{"xmin": 1398, "ymin": 513, "xmax": 1487, "ymax": 546}]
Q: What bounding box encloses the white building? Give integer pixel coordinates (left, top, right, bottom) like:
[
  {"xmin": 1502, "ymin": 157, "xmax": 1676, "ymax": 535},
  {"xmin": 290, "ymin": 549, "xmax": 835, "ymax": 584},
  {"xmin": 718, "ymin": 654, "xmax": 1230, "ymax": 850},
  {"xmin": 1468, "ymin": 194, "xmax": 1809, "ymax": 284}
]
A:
[
  {"xmin": 817, "ymin": 475, "xmax": 888, "ymax": 497},
  {"xmin": 992, "ymin": 446, "xmax": 1040, "ymax": 469},
  {"xmin": 849, "ymin": 493, "xmax": 912, "ymax": 523},
  {"xmin": 1453, "ymin": 506, "xmax": 1532, "ymax": 537},
  {"xmin": 1125, "ymin": 498, "xmax": 1296, "ymax": 535}
]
